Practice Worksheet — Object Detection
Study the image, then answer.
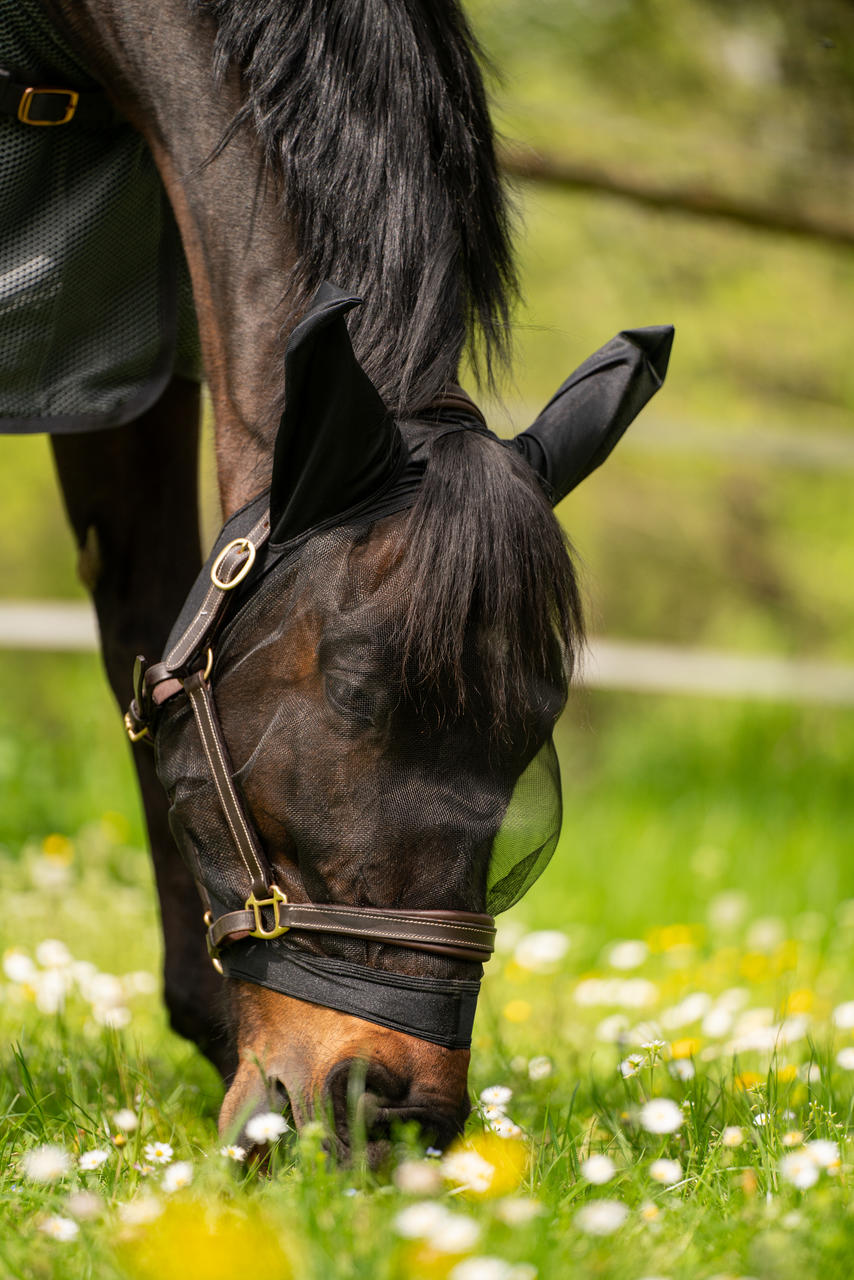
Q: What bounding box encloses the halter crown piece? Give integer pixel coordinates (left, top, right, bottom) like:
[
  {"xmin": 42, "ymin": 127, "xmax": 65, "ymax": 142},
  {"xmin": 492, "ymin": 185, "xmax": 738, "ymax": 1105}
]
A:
[{"xmin": 125, "ymin": 283, "xmax": 673, "ymax": 1049}]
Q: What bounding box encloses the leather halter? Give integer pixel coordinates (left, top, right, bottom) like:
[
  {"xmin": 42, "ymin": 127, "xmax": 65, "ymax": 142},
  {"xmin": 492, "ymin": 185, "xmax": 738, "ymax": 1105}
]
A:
[{"xmin": 125, "ymin": 400, "xmax": 497, "ymax": 979}]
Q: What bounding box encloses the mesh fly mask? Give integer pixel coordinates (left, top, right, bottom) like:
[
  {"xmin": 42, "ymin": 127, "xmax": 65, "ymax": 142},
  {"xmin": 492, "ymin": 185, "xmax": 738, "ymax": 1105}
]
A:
[{"xmin": 126, "ymin": 283, "xmax": 673, "ymax": 1050}]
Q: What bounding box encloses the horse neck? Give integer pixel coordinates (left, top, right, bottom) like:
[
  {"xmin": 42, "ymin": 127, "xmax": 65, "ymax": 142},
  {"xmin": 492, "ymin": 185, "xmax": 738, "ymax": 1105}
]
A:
[{"xmin": 46, "ymin": 0, "xmax": 294, "ymax": 515}]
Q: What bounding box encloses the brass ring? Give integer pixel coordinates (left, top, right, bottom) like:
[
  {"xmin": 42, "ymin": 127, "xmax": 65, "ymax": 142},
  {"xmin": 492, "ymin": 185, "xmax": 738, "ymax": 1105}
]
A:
[
  {"xmin": 202, "ymin": 647, "xmax": 213, "ymax": 682},
  {"xmin": 210, "ymin": 538, "xmax": 256, "ymax": 590}
]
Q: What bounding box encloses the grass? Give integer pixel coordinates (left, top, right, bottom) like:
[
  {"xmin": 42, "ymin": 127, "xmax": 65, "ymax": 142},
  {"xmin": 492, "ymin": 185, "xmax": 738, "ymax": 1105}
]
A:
[{"xmin": 2, "ymin": 662, "xmax": 854, "ymax": 1278}]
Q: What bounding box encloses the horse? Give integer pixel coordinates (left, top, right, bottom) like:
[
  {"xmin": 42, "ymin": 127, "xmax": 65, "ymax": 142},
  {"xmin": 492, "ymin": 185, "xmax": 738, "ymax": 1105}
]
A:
[{"xmin": 1, "ymin": 0, "xmax": 672, "ymax": 1161}]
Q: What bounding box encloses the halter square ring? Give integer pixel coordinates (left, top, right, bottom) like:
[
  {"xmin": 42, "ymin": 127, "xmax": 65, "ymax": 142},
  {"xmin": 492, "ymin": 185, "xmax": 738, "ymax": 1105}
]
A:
[
  {"xmin": 245, "ymin": 885, "xmax": 289, "ymax": 939},
  {"xmin": 17, "ymin": 87, "xmax": 79, "ymax": 126}
]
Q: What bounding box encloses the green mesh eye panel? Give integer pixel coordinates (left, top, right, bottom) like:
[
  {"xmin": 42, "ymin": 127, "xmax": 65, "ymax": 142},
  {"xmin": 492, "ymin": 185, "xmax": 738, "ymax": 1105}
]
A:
[{"xmin": 0, "ymin": 0, "xmax": 201, "ymax": 434}]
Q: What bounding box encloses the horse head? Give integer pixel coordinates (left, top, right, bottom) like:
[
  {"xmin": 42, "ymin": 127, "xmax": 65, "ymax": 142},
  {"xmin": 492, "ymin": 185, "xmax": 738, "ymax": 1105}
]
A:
[{"xmin": 136, "ymin": 284, "xmax": 672, "ymax": 1163}]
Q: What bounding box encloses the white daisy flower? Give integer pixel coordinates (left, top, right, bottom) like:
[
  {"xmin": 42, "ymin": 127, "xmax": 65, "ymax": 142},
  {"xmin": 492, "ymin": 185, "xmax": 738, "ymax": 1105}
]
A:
[
  {"xmin": 161, "ymin": 1161, "xmax": 193, "ymax": 1193},
  {"xmin": 441, "ymin": 1149, "xmax": 495, "ymax": 1193},
  {"xmin": 596, "ymin": 1014, "xmax": 630, "ymax": 1042},
  {"xmin": 143, "ymin": 1141, "xmax": 174, "ymax": 1165},
  {"xmin": 35, "ymin": 939, "xmax": 73, "ymax": 968},
  {"xmin": 428, "ymin": 1214, "xmax": 481, "ymax": 1254},
  {"xmin": 669, "ymin": 1059, "xmax": 696, "ymax": 1081},
  {"xmin": 21, "ymin": 1144, "xmax": 72, "ymax": 1183},
  {"xmin": 606, "ymin": 939, "xmax": 649, "ymax": 970},
  {"xmin": 479, "ymin": 1085, "xmax": 512, "ymax": 1108},
  {"xmin": 78, "ymin": 1149, "xmax": 109, "ymax": 1171},
  {"xmin": 805, "ymin": 1139, "xmax": 840, "ymax": 1169},
  {"xmin": 488, "ymin": 1117, "xmax": 522, "ymax": 1139},
  {"xmin": 392, "ymin": 1159, "xmax": 443, "ymax": 1195},
  {"xmin": 448, "ymin": 1258, "xmax": 515, "ymax": 1280},
  {"xmin": 527, "ymin": 1056, "xmax": 553, "ymax": 1081},
  {"xmin": 93, "ymin": 1005, "xmax": 132, "ymax": 1030},
  {"xmin": 779, "ymin": 1152, "xmax": 819, "ymax": 1190},
  {"xmin": 833, "ymin": 1001, "xmax": 854, "ymax": 1029},
  {"xmin": 3, "ymin": 949, "xmax": 37, "ymax": 984},
  {"xmin": 244, "ymin": 1111, "xmax": 290, "ymax": 1144},
  {"xmin": 393, "ymin": 1201, "xmax": 450, "ymax": 1239},
  {"xmin": 836, "ymin": 1047, "xmax": 854, "ymax": 1071},
  {"xmin": 574, "ymin": 1199, "xmax": 629, "ymax": 1236},
  {"xmin": 118, "ymin": 1195, "xmax": 163, "ymax": 1225},
  {"xmin": 65, "ymin": 1191, "xmax": 102, "ymax": 1221},
  {"xmin": 39, "ymin": 1215, "xmax": 79, "ymax": 1242},
  {"xmin": 219, "ymin": 1144, "xmax": 247, "ymax": 1163},
  {"xmin": 639, "ymin": 1099, "xmax": 684, "ymax": 1135},
  {"xmin": 753, "ymin": 1113, "xmax": 769, "ymax": 1127},
  {"xmin": 113, "ymin": 1109, "xmax": 138, "ymax": 1132},
  {"xmin": 494, "ymin": 1198, "xmax": 545, "ymax": 1226},
  {"xmin": 580, "ymin": 1154, "xmax": 616, "ymax": 1185},
  {"xmin": 513, "ymin": 930, "xmax": 569, "ymax": 973},
  {"xmin": 721, "ymin": 1126, "xmax": 744, "ymax": 1148},
  {"xmin": 782, "ymin": 1131, "xmax": 804, "ymax": 1148},
  {"xmin": 649, "ymin": 1158, "xmax": 682, "ymax": 1186},
  {"xmin": 620, "ymin": 1054, "xmax": 645, "ymax": 1078}
]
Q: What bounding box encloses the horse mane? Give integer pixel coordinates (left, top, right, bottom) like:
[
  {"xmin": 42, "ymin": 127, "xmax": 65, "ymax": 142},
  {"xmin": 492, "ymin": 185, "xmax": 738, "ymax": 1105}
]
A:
[
  {"xmin": 395, "ymin": 430, "xmax": 585, "ymax": 741},
  {"xmin": 195, "ymin": 0, "xmax": 517, "ymax": 417}
]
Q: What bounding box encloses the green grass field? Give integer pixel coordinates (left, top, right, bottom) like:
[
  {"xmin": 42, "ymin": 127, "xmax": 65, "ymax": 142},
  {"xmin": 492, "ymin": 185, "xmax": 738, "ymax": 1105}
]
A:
[{"xmin": 3, "ymin": 654, "xmax": 854, "ymax": 1280}]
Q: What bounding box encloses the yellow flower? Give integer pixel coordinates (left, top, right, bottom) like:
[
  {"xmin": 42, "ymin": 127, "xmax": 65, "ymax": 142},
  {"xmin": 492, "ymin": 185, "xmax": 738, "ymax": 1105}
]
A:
[
  {"xmin": 670, "ymin": 1037, "xmax": 701, "ymax": 1060},
  {"xmin": 441, "ymin": 1134, "xmax": 528, "ymax": 1199},
  {"xmin": 740, "ymin": 953, "xmax": 769, "ymax": 982},
  {"xmin": 117, "ymin": 1201, "xmax": 294, "ymax": 1280},
  {"xmin": 778, "ymin": 1064, "xmax": 798, "ymax": 1084},
  {"xmin": 734, "ymin": 1071, "xmax": 762, "ymax": 1091},
  {"xmin": 42, "ymin": 833, "xmax": 74, "ymax": 864},
  {"xmin": 784, "ymin": 989, "xmax": 813, "ymax": 1014},
  {"xmin": 502, "ymin": 1000, "xmax": 531, "ymax": 1024}
]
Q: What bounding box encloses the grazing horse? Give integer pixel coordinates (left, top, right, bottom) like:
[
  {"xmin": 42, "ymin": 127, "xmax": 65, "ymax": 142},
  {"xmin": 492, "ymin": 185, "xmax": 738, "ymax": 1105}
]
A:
[{"xmin": 1, "ymin": 0, "xmax": 671, "ymax": 1159}]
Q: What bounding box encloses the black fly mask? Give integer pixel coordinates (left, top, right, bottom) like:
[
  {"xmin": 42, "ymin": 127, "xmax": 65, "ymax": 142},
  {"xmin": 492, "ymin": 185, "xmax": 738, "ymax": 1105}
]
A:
[{"xmin": 126, "ymin": 283, "xmax": 673, "ymax": 1049}]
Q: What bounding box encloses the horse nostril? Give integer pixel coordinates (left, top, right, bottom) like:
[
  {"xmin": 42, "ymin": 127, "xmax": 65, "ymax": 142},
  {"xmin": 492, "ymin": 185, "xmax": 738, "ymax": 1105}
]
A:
[{"xmin": 323, "ymin": 1059, "xmax": 466, "ymax": 1161}]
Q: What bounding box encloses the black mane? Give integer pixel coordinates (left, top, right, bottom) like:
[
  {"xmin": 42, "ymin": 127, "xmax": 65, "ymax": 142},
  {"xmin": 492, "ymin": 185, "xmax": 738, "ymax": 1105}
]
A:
[{"xmin": 195, "ymin": 0, "xmax": 517, "ymax": 416}]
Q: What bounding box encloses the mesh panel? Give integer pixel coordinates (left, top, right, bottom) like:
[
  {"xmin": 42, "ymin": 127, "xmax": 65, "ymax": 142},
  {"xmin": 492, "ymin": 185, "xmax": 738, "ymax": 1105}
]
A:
[
  {"xmin": 154, "ymin": 516, "xmax": 564, "ymax": 943},
  {"xmin": 0, "ymin": 0, "xmax": 201, "ymax": 433}
]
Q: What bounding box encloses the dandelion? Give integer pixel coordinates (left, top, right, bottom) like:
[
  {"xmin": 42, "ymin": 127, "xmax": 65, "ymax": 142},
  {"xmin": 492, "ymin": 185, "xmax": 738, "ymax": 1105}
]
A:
[
  {"xmin": 143, "ymin": 1141, "xmax": 174, "ymax": 1165},
  {"xmin": 575, "ymin": 1199, "xmax": 629, "ymax": 1236},
  {"xmin": 639, "ymin": 1099, "xmax": 683, "ymax": 1135},
  {"xmin": 804, "ymin": 1140, "xmax": 840, "ymax": 1169},
  {"xmin": 113, "ymin": 1109, "xmax": 138, "ymax": 1132},
  {"xmin": 393, "ymin": 1160, "xmax": 443, "ymax": 1195},
  {"xmin": 78, "ymin": 1149, "xmax": 109, "ymax": 1171},
  {"xmin": 513, "ymin": 930, "xmax": 569, "ymax": 973},
  {"xmin": 528, "ymin": 1056, "xmax": 552, "ymax": 1081},
  {"xmin": 21, "ymin": 1144, "xmax": 72, "ymax": 1183},
  {"xmin": 244, "ymin": 1112, "xmax": 289, "ymax": 1144},
  {"xmin": 39, "ymin": 1215, "xmax": 79, "ymax": 1242},
  {"xmin": 836, "ymin": 1047, "xmax": 854, "ymax": 1070},
  {"xmin": 649, "ymin": 1158, "xmax": 682, "ymax": 1186},
  {"xmin": 779, "ymin": 1152, "xmax": 819, "ymax": 1190},
  {"xmin": 162, "ymin": 1161, "xmax": 193, "ymax": 1192},
  {"xmin": 480, "ymin": 1085, "xmax": 512, "ymax": 1109},
  {"xmin": 219, "ymin": 1145, "xmax": 247, "ymax": 1163},
  {"xmin": 580, "ymin": 1154, "xmax": 616, "ymax": 1185}
]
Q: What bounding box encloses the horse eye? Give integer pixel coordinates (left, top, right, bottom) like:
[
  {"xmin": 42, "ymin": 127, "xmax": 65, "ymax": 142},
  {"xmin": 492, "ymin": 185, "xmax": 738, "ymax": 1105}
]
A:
[{"xmin": 324, "ymin": 672, "xmax": 388, "ymax": 728}]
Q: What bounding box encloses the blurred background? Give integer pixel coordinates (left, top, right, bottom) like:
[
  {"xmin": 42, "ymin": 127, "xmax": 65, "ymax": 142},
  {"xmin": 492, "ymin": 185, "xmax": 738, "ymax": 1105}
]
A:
[{"xmin": 1, "ymin": 0, "xmax": 852, "ymax": 949}]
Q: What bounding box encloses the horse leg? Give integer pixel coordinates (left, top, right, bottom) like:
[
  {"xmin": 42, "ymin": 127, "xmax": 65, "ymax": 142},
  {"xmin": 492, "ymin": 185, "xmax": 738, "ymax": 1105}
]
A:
[{"xmin": 50, "ymin": 377, "xmax": 235, "ymax": 1078}]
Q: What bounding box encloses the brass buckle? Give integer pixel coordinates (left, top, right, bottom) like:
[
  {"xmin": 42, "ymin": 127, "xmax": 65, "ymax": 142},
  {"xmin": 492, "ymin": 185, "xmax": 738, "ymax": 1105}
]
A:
[
  {"xmin": 204, "ymin": 910, "xmax": 224, "ymax": 975},
  {"xmin": 245, "ymin": 885, "xmax": 289, "ymax": 939},
  {"xmin": 18, "ymin": 86, "xmax": 79, "ymax": 126},
  {"xmin": 123, "ymin": 710, "xmax": 149, "ymax": 743},
  {"xmin": 210, "ymin": 538, "xmax": 256, "ymax": 591}
]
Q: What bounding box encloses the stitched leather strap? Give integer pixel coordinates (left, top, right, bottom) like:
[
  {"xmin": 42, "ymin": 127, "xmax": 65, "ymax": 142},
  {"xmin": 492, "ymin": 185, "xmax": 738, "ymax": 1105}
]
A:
[{"xmin": 208, "ymin": 904, "xmax": 496, "ymax": 962}]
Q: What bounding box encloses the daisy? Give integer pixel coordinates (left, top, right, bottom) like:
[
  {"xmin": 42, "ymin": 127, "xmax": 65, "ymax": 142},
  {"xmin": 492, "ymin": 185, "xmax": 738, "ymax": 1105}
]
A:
[
  {"xmin": 779, "ymin": 1152, "xmax": 819, "ymax": 1190},
  {"xmin": 21, "ymin": 1145, "xmax": 71, "ymax": 1183},
  {"xmin": 143, "ymin": 1141, "xmax": 174, "ymax": 1165},
  {"xmin": 836, "ymin": 1047, "xmax": 854, "ymax": 1070},
  {"xmin": 639, "ymin": 1099, "xmax": 683, "ymax": 1135},
  {"xmin": 244, "ymin": 1112, "xmax": 290, "ymax": 1144},
  {"xmin": 78, "ymin": 1149, "xmax": 109, "ymax": 1171},
  {"xmin": 575, "ymin": 1199, "xmax": 628, "ymax": 1236},
  {"xmin": 805, "ymin": 1139, "xmax": 840, "ymax": 1169},
  {"xmin": 448, "ymin": 1259, "xmax": 515, "ymax": 1280},
  {"xmin": 832, "ymin": 1001, "xmax": 854, "ymax": 1029},
  {"xmin": 494, "ymin": 1198, "xmax": 544, "ymax": 1226},
  {"xmin": 488, "ymin": 1117, "xmax": 522, "ymax": 1139},
  {"xmin": 393, "ymin": 1201, "xmax": 450, "ymax": 1238},
  {"xmin": 580, "ymin": 1154, "xmax": 616, "ymax": 1185},
  {"xmin": 392, "ymin": 1159, "xmax": 443, "ymax": 1195},
  {"xmin": 113, "ymin": 1109, "xmax": 138, "ymax": 1132},
  {"xmin": 721, "ymin": 1126, "xmax": 744, "ymax": 1148},
  {"xmin": 428, "ymin": 1214, "xmax": 481, "ymax": 1255},
  {"xmin": 649, "ymin": 1158, "xmax": 682, "ymax": 1186},
  {"xmin": 118, "ymin": 1195, "xmax": 163, "ymax": 1225},
  {"xmin": 479, "ymin": 1085, "xmax": 512, "ymax": 1109},
  {"xmin": 3, "ymin": 950, "xmax": 36, "ymax": 983},
  {"xmin": 162, "ymin": 1161, "xmax": 193, "ymax": 1192},
  {"xmin": 39, "ymin": 1215, "xmax": 79, "ymax": 1242},
  {"xmin": 441, "ymin": 1149, "xmax": 495, "ymax": 1193},
  {"xmin": 513, "ymin": 930, "xmax": 569, "ymax": 973},
  {"xmin": 219, "ymin": 1144, "xmax": 247, "ymax": 1163},
  {"xmin": 527, "ymin": 1056, "xmax": 553, "ymax": 1081}
]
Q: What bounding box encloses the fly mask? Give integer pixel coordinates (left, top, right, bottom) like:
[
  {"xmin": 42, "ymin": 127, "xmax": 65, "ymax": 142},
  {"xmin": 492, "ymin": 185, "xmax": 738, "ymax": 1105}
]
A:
[{"xmin": 125, "ymin": 283, "xmax": 673, "ymax": 1051}]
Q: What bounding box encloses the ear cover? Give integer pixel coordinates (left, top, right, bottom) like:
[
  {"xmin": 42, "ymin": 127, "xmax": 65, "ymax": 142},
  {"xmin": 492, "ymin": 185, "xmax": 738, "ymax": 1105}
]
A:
[
  {"xmin": 269, "ymin": 282, "xmax": 405, "ymax": 543},
  {"xmin": 512, "ymin": 326, "xmax": 674, "ymax": 505}
]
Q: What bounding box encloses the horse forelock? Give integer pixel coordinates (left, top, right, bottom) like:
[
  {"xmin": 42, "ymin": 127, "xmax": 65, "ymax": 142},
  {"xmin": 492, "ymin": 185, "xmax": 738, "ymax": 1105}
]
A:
[{"xmin": 191, "ymin": 0, "xmax": 518, "ymax": 417}]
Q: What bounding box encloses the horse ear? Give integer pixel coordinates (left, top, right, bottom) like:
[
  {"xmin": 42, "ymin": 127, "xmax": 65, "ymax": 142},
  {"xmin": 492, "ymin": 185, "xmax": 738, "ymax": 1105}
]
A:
[
  {"xmin": 269, "ymin": 282, "xmax": 404, "ymax": 542},
  {"xmin": 511, "ymin": 326, "xmax": 674, "ymax": 506}
]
